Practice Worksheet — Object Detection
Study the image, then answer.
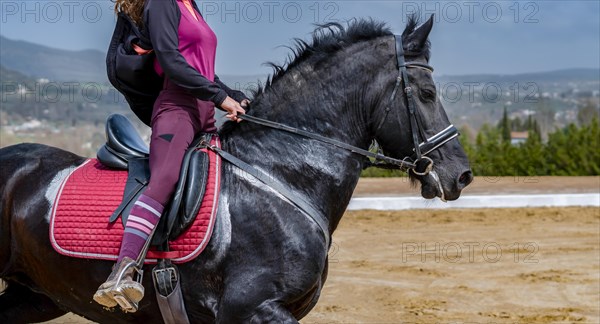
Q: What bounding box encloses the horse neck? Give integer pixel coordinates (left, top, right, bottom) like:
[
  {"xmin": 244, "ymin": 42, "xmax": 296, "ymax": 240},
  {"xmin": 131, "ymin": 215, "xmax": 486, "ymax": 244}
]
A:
[
  {"xmin": 223, "ymin": 41, "xmax": 381, "ymax": 233},
  {"xmin": 249, "ymin": 57, "xmax": 374, "ymax": 147}
]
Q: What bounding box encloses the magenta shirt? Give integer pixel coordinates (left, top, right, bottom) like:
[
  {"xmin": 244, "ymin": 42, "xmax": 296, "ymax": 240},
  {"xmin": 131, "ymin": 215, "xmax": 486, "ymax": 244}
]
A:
[{"xmin": 153, "ymin": 0, "xmax": 217, "ymax": 84}]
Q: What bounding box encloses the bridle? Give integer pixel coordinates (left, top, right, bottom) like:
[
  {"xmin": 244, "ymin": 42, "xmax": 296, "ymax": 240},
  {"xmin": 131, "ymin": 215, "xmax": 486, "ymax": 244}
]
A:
[
  {"xmin": 239, "ymin": 34, "xmax": 458, "ymax": 177},
  {"xmin": 370, "ymin": 34, "xmax": 458, "ymax": 176}
]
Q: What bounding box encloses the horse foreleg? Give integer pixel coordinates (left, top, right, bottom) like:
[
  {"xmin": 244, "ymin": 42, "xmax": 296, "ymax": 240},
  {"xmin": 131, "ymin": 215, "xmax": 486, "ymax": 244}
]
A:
[
  {"xmin": 217, "ymin": 296, "xmax": 299, "ymax": 324},
  {"xmin": 0, "ymin": 280, "xmax": 67, "ymax": 324},
  {"xmin": 248, "ymin": 302, "xmax": 300, "ymax": 324}
]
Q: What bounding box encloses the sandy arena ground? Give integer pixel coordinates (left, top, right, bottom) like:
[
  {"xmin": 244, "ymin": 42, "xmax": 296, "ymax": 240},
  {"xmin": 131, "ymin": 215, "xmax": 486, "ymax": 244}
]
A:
[
  {"xmin": 303, "ymin": 207, "xmax": 599, "ymax": 323},
  {"xmin": 25, "ymin": 177, "xmax": 600, "ymax": 323}
]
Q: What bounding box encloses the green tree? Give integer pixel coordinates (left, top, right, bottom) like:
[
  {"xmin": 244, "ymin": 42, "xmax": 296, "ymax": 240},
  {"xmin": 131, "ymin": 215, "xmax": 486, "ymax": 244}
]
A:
[
  {"xmin": 473, "ymin": 123, "xmax": 518, "ymax": 176},
  {"xmin": 546, "ymin": 124, "xmax": 583, "ymax": 175},
  {"xmin": 532, "ymin": 119, "xmax": 542, "ymax": 140},
  {"xmin": 517, "ymin": 129, "xmax": 546, "ymax": 175},
  {"xmin": 498, "ymin": 106, "xmax": 512, "ymax": 143},
  {"xmin": 577, "ymin": 117, "xmax": 600, "ymax": 175},
  {"xmin": 458, "ymin": 125, "xmax": 476, "ymax": 163},
  {"xmin": 526, "ymin": 115, "xmax": 542, "ymax": 142}
]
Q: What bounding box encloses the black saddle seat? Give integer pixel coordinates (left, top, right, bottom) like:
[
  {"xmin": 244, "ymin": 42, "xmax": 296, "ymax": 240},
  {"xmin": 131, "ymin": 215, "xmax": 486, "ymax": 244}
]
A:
[{"xmin": 97, "ymin": 114, "xmax": 149, "ymax": 169}]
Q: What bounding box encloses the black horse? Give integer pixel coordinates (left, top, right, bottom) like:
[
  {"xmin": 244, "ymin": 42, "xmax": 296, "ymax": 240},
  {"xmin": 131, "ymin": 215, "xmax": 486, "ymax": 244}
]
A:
[{"xmin": 0, "ymin": 16, "xmax": 472, "ymax": 323}]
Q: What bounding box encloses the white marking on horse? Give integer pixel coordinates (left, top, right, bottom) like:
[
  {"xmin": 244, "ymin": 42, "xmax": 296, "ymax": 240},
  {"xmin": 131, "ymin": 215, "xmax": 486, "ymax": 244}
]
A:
[
  {"xmin": 210, "ymin": 192, "xmax": 232, "ymax": 264},
  {"xmin": 231, "ymin": 166, "xmax": 295, "ymax": 205},
  {"xmin": 429, "ymin": 170, "xmax": 446, "ymax": 202},
  {"xmin": 44, "ymin": 166, "xmax": 74, "ymax": 223}
]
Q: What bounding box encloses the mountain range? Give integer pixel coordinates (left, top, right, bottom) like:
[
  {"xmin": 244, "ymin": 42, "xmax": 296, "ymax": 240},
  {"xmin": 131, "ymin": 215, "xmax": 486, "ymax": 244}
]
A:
[
  {"xmin": 1, "ymin": 34, "xmax": 598, "ymax": 130},
  {"xmin": 1, "ymin": 35, "xmax": 107, "ymax": 83},
  {"xmin": 2, "ymin": 33, "xmax": 598, "ymax": 87}
]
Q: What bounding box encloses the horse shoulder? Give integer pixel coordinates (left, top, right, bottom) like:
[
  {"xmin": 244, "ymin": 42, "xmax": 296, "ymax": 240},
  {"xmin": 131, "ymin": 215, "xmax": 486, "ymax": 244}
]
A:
[{"xmin": 0, "ymin": 143, "xmax": 85, "ymax": 275}]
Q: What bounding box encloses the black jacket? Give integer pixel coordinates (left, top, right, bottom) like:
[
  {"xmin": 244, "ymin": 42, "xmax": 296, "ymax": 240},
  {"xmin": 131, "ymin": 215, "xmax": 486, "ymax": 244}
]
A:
[{"xmin": 106, "ymin": 0, "xmax": 248, "ymax": 126}]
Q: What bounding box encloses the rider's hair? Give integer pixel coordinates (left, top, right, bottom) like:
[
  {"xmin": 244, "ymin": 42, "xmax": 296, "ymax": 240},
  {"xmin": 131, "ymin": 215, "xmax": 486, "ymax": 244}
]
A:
[{"xmin": 112, "ymin": 0, "xmax": 145, "ymax": 28}]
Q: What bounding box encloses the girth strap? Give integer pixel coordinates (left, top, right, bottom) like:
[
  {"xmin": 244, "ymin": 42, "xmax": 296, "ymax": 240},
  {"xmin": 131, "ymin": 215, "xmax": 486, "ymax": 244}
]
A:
[{"xmin": 204, "ymin": 142, "xmax": 331, "ymax": 249}]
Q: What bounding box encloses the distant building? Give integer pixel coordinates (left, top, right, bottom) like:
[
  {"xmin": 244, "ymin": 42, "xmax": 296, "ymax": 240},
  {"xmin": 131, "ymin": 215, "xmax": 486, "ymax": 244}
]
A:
[
  {"xmin": 509, "ymin": 109, "xmax": 536, "ymax": 120},
  {"xmin": 510, "ymin": 131, "xmax": 529, "ymax": 145}
]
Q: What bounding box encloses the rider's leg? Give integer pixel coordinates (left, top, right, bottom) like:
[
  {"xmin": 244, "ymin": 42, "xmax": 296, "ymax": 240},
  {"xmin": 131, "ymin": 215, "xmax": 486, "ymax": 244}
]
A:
[
  {"xmin": 117, "ymin": 194, "xmax": 164, "ymax": 263},
  {"xmin": 94, "ymin": 106, "xmax": 199, "ymax": 311}
]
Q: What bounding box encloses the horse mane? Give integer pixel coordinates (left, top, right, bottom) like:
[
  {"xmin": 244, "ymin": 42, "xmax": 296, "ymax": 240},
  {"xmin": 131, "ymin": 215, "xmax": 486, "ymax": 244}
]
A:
[
  {"xmin": 250, "ymin": 14, "xmax": 430, "ymax": 99},
  {"xmin": 220, "ymin": 14, "xmax": 430, "ymax": 136}
]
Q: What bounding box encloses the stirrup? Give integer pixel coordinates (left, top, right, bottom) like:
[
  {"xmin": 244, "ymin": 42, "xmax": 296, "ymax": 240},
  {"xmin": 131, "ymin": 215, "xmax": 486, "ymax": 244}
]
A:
[
  {"xmin": 112, "ymin": 259, "xmax": 144, "ymax": 312},
  {"xmin": 112, "ymin": 288, "xmax": 140, "ymax": 313}
]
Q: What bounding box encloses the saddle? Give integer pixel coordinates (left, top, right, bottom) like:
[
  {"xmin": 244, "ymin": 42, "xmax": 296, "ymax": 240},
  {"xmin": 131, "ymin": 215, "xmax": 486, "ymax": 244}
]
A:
[{"xmin": 96, "ymin": 113, "xmax": 211, "ymax": 246}]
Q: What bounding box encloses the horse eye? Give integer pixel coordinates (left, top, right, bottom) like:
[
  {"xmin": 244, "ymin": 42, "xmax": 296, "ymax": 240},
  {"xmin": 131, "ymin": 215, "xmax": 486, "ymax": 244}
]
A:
[{"xmin": 420, "ymin": 89, "xmax": 436, "ymax": 102}]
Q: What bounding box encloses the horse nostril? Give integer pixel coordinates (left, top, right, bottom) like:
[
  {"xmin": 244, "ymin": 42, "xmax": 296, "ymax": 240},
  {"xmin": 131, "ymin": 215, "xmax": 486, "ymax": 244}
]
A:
[{"xmin": 457, "ymin": 170, "xmax": 473, "ymax": 189}]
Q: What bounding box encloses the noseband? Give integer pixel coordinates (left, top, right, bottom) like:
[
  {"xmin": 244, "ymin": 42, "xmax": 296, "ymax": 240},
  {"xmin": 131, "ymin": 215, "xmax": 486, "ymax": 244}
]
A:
[{"xmin": 371, "ymin": 35, "xmax": 458, "ymax": 176}]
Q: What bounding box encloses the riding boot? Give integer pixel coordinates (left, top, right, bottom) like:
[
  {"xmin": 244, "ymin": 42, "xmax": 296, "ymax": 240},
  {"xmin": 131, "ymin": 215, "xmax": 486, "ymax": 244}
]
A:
[
  {"xmin": 93, "ymin": 194, "xmax": 164, "ymax": 312},
  {"xmin": 93, "ymin": 256, "xmax": 144, "ymax": 311}
]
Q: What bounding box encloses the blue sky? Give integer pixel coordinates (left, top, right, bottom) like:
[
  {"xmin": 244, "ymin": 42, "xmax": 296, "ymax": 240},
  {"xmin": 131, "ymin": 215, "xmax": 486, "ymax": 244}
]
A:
[{"xmin": 1, "ymin": 0, "xmax": 599, "ymax": 76}]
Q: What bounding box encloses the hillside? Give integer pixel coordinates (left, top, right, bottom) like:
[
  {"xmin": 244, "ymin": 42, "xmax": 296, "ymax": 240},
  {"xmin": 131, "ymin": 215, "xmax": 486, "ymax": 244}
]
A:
[
  {"xmin": 0, "ymin": 35, "xmax": 597, "ymax": 135},
  {"xmin": 436, "ymin": 68, "xmax": 600, "ymax": 84},
  {"xmin": 0, "ymin": 64, "xmax": 37, "ymax": 84},
  {"xmin": 433, "ymin": 68, "xmax": 599, "ymax": 133},
  {"xmin": 0, "ymin": 35, "xmax": 107, "ymax": 83}
]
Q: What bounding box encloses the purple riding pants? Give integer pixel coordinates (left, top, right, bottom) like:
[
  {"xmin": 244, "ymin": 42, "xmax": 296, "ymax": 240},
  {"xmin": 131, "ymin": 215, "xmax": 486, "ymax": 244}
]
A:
[{"xmin": 143, "ymin": 79, "xmax": 217, "ymax": 206}]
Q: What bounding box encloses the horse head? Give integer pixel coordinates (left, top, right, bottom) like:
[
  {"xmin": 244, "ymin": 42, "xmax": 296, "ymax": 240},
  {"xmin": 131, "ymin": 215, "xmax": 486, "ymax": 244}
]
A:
[{"xmin": 368, "ymin": 15, "xmax": 473, "ymax": 201}]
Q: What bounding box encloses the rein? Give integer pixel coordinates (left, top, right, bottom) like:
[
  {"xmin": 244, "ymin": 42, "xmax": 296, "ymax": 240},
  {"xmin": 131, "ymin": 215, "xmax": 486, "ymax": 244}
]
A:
[{"xmin": 238, "ymin": 114, "xmax": 416, "ymax": 171}]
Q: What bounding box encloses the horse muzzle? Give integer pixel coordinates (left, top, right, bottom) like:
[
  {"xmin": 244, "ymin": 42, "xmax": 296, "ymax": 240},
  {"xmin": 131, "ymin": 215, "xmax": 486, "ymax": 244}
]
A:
[{"xmin": 417, "ymin": 167, "xmax": 473, "ymax": 202}]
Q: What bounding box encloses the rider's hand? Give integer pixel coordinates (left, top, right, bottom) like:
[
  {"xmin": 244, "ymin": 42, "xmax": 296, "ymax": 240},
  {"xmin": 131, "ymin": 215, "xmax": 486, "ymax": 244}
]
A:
[
  {"xmin": 220, "ymin": 96, "xmax": 246, "ymax": 123},
  {"xmin": 240, "ymin": 98, "xmax": 251, "ymax": 108}
]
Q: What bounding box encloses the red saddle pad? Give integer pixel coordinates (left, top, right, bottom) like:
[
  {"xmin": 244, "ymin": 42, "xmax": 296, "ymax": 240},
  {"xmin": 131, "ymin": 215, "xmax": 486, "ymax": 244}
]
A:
[{"xmin": 49, "ymin": 137, "xmax": 221, "ymax": 264}]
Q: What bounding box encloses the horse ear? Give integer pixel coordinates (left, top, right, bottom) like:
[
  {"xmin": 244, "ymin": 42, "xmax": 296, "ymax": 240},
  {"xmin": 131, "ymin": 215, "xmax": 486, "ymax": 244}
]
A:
[{"xmin": 402, "ymin": 14, "xmax": 434, "ymax": 53}]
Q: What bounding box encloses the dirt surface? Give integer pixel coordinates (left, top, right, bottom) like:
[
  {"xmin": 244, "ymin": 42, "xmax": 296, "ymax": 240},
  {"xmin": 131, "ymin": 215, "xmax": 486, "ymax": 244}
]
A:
[
  {"xmin": 27, "ymin": 177, "xmax": 600, "ymax": 323},
  {"xmin": 354, "ymin": 176, "xmax": 600, "ymax": 197},
  {"xmin": 303, "ymin": 207, "xmax": 599, "ymax": 323}
]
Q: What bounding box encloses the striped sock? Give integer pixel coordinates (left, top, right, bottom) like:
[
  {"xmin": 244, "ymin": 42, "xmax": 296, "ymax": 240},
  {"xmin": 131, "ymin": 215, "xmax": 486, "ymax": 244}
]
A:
[{"xmin": 117, "ymin": 194, "xmax": 164, "ymax": 263}]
